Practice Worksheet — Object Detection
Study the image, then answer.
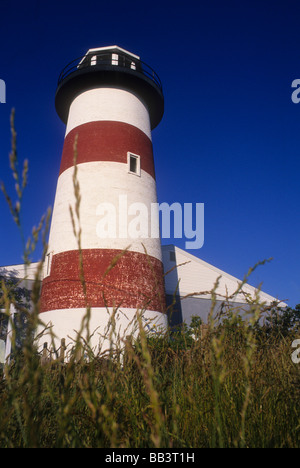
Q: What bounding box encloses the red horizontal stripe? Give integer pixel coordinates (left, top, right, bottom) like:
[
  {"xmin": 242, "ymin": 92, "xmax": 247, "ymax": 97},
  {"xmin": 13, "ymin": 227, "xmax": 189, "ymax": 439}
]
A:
[
  {"xmin": 40, "ymin": 249, "xmax": 166, "ymax": 313},
  {"xmin": 59, "ymin": 121, "xmax": 155, "ymax": 178}
]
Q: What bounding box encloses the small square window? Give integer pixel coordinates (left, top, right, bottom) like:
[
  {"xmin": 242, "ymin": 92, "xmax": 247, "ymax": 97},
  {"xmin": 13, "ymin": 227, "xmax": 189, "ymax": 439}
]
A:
[
  {"xmin": 127, "ymin": 152, "xmax": 141, "ymax": 176},
  {"xmin": 130, "ymin": 156, "xmax": 137, "ymax": 173},
  {"xmin": 45, "ymin": 251, "xmax": 53, "ymax": 277}
]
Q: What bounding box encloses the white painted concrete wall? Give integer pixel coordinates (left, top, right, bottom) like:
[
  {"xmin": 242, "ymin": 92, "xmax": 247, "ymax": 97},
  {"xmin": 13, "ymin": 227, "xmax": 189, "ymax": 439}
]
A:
[
  {"xmin": 47, "ymin": 162, "xmax": 162, "ymax": 261},
  {"xmin": 38, "ymin": 306, "xmax": 166, "ymax": 355},
  {"xmin": 65, "ymin": 88, "xmax": 152, "ymax": 140}
]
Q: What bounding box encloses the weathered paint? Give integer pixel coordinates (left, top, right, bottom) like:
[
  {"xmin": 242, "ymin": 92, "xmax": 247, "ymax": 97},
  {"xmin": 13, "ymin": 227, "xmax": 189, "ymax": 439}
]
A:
[{"xmin": 40, "ymin": 248, "xmax": 166, "ymax": 313}]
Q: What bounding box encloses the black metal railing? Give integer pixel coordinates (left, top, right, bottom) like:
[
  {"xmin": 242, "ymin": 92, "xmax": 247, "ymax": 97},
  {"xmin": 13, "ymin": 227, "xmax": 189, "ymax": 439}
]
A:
[{"xmin": 57, "ymin": 50, "xmax": 163, "ymax": 92}]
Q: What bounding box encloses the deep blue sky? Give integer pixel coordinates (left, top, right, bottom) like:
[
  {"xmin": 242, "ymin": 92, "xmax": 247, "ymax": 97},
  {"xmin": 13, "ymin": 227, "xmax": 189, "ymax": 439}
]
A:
[{"xmin": 0, "ymin": 0, "xmax": 299, "ymax": 307}]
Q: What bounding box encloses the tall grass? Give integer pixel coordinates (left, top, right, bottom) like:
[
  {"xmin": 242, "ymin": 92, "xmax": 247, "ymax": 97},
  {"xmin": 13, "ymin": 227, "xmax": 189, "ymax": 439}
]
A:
[
  {"xmin": 0, "ymin": 111, "xmax": 299, "ymax": 448},
  {"xmin": 1, "ymin": 319, "xmax": 299, "ymax": 448}
]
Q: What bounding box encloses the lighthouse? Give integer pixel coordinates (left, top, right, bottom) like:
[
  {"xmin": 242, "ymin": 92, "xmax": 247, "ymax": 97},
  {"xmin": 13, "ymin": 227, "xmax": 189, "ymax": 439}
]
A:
[{"xmin": 39, "ymin": 46, "xmax": 167, "ymax": 353}]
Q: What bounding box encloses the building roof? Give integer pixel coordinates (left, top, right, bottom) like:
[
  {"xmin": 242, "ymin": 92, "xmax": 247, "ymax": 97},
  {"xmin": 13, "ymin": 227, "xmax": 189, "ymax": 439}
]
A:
[
  {"xmin": 0, "ymin": 262, "xmax": 40, "ymax": 281},
  {"xmin": 79, "ymin": 45, "xmax": 140, "ymax": 64},
  {"xmin": 162, "ymin": 244, "xmax": 286, "ymax": 307}
]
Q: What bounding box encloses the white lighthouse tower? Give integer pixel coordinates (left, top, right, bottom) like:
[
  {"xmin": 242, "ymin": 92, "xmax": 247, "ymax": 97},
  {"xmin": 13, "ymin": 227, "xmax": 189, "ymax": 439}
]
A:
[{"xmin": 39, "ymin": 46, "xmax": 167, "ymax": 352}]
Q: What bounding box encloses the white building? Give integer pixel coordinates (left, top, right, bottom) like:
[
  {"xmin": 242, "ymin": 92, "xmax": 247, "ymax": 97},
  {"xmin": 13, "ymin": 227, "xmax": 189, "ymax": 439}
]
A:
[
  {"xmin": 0, "ymin": 245, "xmax": 284, "ymax": 363},
  {"xmin": 162, "ymin": 245, "xmax": 284, "ymax": 327}
]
